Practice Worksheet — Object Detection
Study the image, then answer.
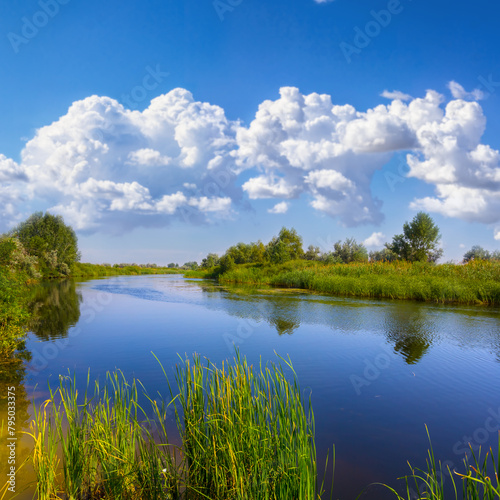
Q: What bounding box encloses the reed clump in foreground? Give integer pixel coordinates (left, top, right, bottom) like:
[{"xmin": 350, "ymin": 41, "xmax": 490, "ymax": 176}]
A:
[{"xmin": 26, "ymin": 352, "xmax": 325, "ymax": 499}]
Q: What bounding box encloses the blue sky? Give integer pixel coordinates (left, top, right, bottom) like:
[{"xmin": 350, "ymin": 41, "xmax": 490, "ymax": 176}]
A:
[{"xmin": 1, "ymin": 0, "xmax": 499, "ymax": 264}]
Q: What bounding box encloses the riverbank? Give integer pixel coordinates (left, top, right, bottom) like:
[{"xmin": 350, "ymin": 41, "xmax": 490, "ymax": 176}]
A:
[
  {"xmin": 195, "ymin": 260, "xmax": 500, "ymax": 305},
  {"xmin": 71, "ymin": 262, "xmax": 182, "ymax": 277}
]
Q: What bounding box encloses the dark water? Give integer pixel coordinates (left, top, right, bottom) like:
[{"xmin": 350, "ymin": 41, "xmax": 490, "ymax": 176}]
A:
[{"xmin": 6, "ymin": 274, "xmax": 500, "ymax": 499}]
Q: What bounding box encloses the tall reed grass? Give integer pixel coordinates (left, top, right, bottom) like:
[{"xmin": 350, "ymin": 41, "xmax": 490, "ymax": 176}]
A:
[
  {"xmin": 171, "ymin": 351, "xmax": 326, "ymax": 500},
  {"xmin": 27, "ymin": 352, "xmax": 326, "ymax": 499},
  {"xmin": 28, "ymin": 370, "xmax": 180, "ymax": 499},
  {"xmin": 219, "ymin": 260, "xmax": 500, "ymax": 305},
  {"xmin": 381, "ymin": 428, "xmax": 500, "ymax": 500}
]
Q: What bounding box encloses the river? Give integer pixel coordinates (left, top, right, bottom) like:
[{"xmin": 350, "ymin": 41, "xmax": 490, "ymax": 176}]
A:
[{"xmin": 4, "ymin": 274, "xmax": 500, "ymax": 499}]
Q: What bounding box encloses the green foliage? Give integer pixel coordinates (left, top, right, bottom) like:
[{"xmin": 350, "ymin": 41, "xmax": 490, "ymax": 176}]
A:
[
  {"xmin": 304, "ymin": 245, "xmax": 321, "ymax": 261},
  {"xmin": 182, "ymin": 261, "xmax": 199, "ymax": 270},
  {"xmin": 174, "ymin": 352, "xmax": 324, "ymax": 500},
  {"xmin": 30, "ymin": 353, "xmax": 327, "ymax": 499},
  {"xmin": 218, "ymin": 254, "xmax": 235, "ymax": 274},
  {"xmin": 218, "ymin": 259, "xmax": 500, "ymax": 305},
  {"xmin": 327, "ymin": 238, "xmax": 368, "ymax": 264},
  {"xmin": 201, "ymin": 253, "xmax": 220, "ymax": 268},
  {"xmin": 463, "ymin": 245, "xmax": 500, "ymax": 262},
  {"xmin": 11, "ymin": 212, "xmax": 80, "ymax": 277},
  {"xmin": 29, "ymin": 371, "xmax": 181, "ymax": 500},
  {"xmin": 0, "ymin": 237, "xmax": 40, "ymax": 278},
  {"xmin": 382, "ymin": 429, "xmax": 500, "ymax": 500},
  {"xmin": 225, "ymin": 241, "xmax": 266, "ymax": 264},
  {"xmin": 387, "ymin": 212, "xmax": 443, "ymax": 263},
  {"xmin": 0, "ymin": 268, "xmax": 29, "ymax": 354},
  {"xmin": 71, "ymin": 262, "xmax": 179, "ymax": 277},
  {"xmin": 369, "ymin": 247, "xmax": 398, "ymax": 262},
  {"xmin": 0, "ymin": 237, "xmax": 16, "ymax": 266},
  {"xmin": 265, "ymin": 227, "xmax": 304, "ymax": 264}
]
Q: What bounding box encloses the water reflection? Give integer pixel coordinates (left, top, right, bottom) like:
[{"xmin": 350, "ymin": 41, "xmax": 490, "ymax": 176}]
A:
[
  {"xmin": 25, "ymin": 277, "xmax": 500, "ymax": 368},
  {"xmin": 198, "ymin": 284, "xmax": 437, "ymax": 363},
  {"xmin": 269, "ymin": 317, "xmax": 300, "ymax": 336},
  {"xmin": 196, "ymin": 282, "xmax": 500, "ymax": 365},
  {"xmin": 27, "ymin": 280, "xmax": 82, "ymax": 340},
  {"xmin": 383, "ymin": 304, "xmax": 434, "ymax": 364},
  {"xmin": 0, "ymin": 347, "xmax": 32, "ymax": 492}
]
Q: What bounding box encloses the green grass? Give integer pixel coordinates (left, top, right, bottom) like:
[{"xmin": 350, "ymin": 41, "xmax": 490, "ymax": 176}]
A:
[
  {"xmin": 71, "ymin": 263, "xmax": 183, "ymax": 278},
  {"xmin": 27, "ymin": 352, "xmax": 326, "ymax": 499},
  {"xmin": 28, "ymin": 370, "xmax": 181, "ymax": 500},
  {"xmin": 171, "ymin": 351, "xmax": 325, "ymax": 500},
  {"xmin": 218, "ymin": 260, "xmax": 500, "ymax": 305},
  {"xmin": 381, "ymin": 428, "xmax": 500, "ymax": 500}
]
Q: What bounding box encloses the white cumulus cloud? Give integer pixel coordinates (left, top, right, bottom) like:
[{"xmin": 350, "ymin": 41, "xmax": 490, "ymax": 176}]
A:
[
  {"xmin": 381, "ymin": 90, "xmax": 412, "ymax": 101},
  {"xmin": 448, "ymin": 81, "xmax": 485, "ymax": 101},
  {"xmin": 1, "ymin": 83, "xmax": 500, "ymax": 237},
  {"xmin": 9, "ymin": 90, "xmax": 239, "ymax": 232},
  {"xmin": 268, "ymin": 201, "xmax": 290, "ymax": 214},
  {"xmin": 363, "ymin": 232, "xmax": 386, "ymax": 247}
]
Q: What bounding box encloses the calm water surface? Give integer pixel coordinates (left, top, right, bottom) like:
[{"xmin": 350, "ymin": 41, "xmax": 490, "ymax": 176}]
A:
[{"xmin": 4, "ymin": 274, "xmax": 500, "ymax": 499}]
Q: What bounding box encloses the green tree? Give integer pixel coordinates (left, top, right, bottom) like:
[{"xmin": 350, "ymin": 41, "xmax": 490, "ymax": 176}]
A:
[
  {"xmin": 463, "ymin": 246, "xmax": 492, "ymax": 262},
  {"xmin": 369, "ymin": 248, "xmax": 398, "ymax": 263},
  {"xmin": 201, "ymin": 253, "xmax": 220, "ymax": 268},
  {"xmin": 304, "ymin": 245, "xmax": 321, "ymax": 261},
  {"xmin": 183, "ymin": 261, "xmax": 199, "ymax": 270},
  {"xmin": 225, "ymin": 241, "xmax": 266, "ymax": 264},
  {"xmin": 265, "ymin": 227, "xmax": 304, "ymax": 264},
  {"xmin": 11, "ymin": 212, "xmax": 80, "ymax": 276},
  {"xmin": 328, "ymin": 238, "xmax": 368, "ymax": 264},
  {"xmin": 386, "ymin": 212, "xmax": 443, "ymax": 263},
  {"xmin": 218, "ymin": 254, "xmax": 235, "ymax": 274}
]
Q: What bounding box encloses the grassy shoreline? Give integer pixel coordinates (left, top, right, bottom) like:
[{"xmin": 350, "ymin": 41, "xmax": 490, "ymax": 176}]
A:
[
  {"xmin": 71, "ymin": 262, "xmax": 183, "ymax": 278},
  {"xmin": 209, "ymin": 260, "xmax": 500, "ymax": 305}
]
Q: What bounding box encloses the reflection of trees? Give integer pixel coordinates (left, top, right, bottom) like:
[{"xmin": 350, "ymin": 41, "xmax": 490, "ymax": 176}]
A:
[
  {"xmin": 268, "ymin": 316, "xmax": 300, "ymax": 336},
  {"xmin": 198, "ymin": 284, "xmax": 302, "ymax": 336},
  {"xmin": 384, "ymin": 304, "xmax": 433, "ymax": 364},
  {"xmin": 27, "ymin": 280, "xmax": 82, "ymax": 340},
  {"xmin": 197, "ymin": 281, "xmax": 438, "ymax": 356},
  {"xmin": 0, "ymin": 347, "xmax": 32, "ymax": 490}
]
